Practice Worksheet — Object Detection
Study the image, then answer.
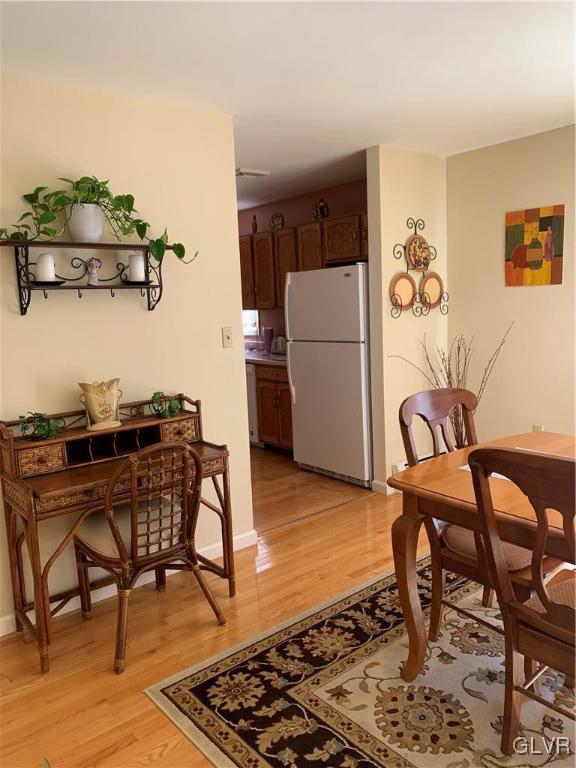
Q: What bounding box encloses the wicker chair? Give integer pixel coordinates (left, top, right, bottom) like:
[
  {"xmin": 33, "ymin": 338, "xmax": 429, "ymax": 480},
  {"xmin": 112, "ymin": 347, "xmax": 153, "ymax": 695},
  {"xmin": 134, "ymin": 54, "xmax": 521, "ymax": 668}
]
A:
[
  {"xmin": 399, "ymin": 388, "xmax": 556, "ymax": 640},
  {"xmin": 74, "ymin": 442, "xmax": 226, "ymax": 673},
  {"xmin": 469, "ymin": 447, "xmax": 575, "ymax": 754}
]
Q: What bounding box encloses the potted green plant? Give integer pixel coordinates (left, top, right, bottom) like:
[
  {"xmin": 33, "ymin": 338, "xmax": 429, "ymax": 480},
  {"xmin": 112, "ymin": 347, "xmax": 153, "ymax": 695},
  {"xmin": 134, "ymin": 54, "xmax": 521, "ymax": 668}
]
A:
[
  {"xmin": 19, "ymin": 412, "xmax": 61, "ymax": 440},
  {"xmin": 151, "ymin": 392, "xmax": 181, "ymax": 419},
  {"xmin": 0, "ymin": 175, "xmax": 193, "ymax": 264},
  {"xmin": 63, "ymin": 176, "xmax": 110, "ymax": 242}
]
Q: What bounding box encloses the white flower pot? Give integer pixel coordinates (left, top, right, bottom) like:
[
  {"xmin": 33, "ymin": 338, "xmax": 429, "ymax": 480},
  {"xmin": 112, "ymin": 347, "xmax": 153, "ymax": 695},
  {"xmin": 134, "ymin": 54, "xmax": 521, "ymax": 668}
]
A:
[{"xmin": 68, "ymin": 203, "xmax": 104, "ymax": 243}]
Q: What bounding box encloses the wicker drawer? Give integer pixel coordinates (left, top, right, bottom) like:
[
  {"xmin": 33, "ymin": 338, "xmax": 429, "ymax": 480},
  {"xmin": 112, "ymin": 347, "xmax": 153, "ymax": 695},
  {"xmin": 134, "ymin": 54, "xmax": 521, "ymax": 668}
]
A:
[
  {"xmin": 17, "ymin": 443, "xmax": 65, "ymax": 477},
  {"xmin": 255, "ymin": 365, "xmax": 288, "ymax": 383},
  {"xmin": 35, "ymin": 478, "xmax": 131, "ymax": 514},
  {"xmin": 160, "ymin": 417, "xmax": 198, "ymax": 443}
]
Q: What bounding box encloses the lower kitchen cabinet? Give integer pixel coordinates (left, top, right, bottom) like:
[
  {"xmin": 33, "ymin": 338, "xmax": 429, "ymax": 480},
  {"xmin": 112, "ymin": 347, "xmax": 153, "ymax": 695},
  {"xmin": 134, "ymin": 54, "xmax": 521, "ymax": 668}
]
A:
[
  {"xmin": 277, "ymin": 383, "xmax": 293, "ymax": 449},
  {"xmin": 255, "ymin": 365, "xmax": 293, "ymax": 449}
]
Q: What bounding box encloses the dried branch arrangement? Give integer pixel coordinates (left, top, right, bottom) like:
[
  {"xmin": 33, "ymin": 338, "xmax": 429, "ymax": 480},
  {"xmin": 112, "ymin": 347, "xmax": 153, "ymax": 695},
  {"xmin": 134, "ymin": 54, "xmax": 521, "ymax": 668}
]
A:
[{"xmin": 390, "ymin": 323, "xmax": 514, "ymax": 447}]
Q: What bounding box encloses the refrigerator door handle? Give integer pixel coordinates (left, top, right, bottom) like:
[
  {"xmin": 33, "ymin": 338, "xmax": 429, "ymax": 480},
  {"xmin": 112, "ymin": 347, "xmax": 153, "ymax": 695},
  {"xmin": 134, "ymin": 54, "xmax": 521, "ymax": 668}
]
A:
[
  {"xmin": 285, "ymin": 272, "xmax": 292, "ymax": 340},
  {"xmin": 287, "ymin": 343, "xmax": 296, "ymax": 405}
]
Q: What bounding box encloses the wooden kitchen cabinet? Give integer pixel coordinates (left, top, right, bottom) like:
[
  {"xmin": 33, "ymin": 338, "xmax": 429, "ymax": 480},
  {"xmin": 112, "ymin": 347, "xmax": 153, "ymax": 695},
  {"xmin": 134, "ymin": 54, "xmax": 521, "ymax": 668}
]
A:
[
  {"xmin": 361, "ymin": 213, "xmax": 369, "ymax": 259},
  {"xmin": 277, "ymin": 383, "xmax": 293, "ymax": 449},
  {"xmin": 239, "ymin": 235, "xmax": 256, "ymax": 309},
  {"xmin": 274, "ymin": 228, "xmax": 297, "ymax": 308},
  {"xmin": 322, "ymin": 214, "xmax": 361, "ymax": 263},
  {"xmin": 253, "ymin": 232, "xmax": 276, "ymax": 308},
  {"xmin": 297, "ymin": 222, "xmax": 323, "ymax": 271},
  {"xmin": 255, "ymin": 365, "xmax": 293, "ymax": 449},
  {"xmin": 256, "ymin": 379, "xmax": 280, "ymax": 445}
]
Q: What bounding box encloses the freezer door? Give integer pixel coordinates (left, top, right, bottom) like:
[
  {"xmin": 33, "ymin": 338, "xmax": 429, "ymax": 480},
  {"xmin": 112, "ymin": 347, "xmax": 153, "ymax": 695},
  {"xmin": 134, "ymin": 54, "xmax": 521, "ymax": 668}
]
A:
[
  {"xmin": 285, "ymin": 264, "xmax": 367, "ymax": 342},
  {"xmin": 288, "ymin": 340, "xmax": 371, "ymax": 482}
]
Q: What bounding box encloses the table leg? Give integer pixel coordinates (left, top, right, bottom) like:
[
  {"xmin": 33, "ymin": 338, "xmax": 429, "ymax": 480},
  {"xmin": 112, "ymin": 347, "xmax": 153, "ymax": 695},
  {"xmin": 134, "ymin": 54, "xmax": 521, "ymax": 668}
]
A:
[
  {"xmin": 392, "ymin": 492, "xmax": 427, "ymax": 682},
  {"xmin": 4, "ymin": 503, "xmax": 24, "ymax": 631},
  {"xmin": 23, "ymin": 518, "xmax": 50, "ymax": 673}
]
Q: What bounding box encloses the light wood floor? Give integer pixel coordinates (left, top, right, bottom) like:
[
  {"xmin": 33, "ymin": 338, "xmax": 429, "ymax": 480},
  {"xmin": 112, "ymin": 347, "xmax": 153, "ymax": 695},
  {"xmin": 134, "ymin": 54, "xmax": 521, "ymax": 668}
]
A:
[
  {"xmin": 0, "ymin": 490, "xmax": 429, "ymax": 768},
  {"xmin": 250, "ymin": 446, "xmax": 372, "ymax": 531}
]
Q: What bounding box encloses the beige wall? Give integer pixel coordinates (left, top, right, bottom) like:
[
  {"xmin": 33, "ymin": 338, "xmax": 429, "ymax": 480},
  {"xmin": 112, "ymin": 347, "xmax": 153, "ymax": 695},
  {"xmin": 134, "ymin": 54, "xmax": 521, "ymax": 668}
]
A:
[
  {"xmin": 367, "ymin": 146, "xmax": 448, "ymax": 487},
  {"xmin": 0, "ymin": 77, "xmax": 254, "ymax": 626},
  {"xmin": 448, "ymin": 126, "xmax": 575, "ymax": 440}
]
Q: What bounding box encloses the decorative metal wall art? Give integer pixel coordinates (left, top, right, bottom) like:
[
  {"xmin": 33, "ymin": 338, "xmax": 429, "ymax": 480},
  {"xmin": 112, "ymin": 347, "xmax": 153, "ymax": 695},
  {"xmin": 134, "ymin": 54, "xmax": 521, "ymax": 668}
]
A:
[{"xmin": 390, "ymin": 217, "xmax": 448, "ymax": 318}]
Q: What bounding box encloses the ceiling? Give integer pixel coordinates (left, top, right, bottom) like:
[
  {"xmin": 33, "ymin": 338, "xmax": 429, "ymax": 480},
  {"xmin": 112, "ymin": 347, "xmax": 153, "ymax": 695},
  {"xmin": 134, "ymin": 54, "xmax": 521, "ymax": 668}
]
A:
[{"xmin": 1, "ymin": 2, "xmax": 574, "ymax": 209}]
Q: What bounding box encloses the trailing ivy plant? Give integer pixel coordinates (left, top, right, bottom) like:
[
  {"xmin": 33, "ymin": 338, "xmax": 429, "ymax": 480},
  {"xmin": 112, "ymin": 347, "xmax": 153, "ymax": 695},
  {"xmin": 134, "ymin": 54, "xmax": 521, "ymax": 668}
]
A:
[{"xmin": 0, "ymin": 175, "xmax": 194, "ymax": 264}]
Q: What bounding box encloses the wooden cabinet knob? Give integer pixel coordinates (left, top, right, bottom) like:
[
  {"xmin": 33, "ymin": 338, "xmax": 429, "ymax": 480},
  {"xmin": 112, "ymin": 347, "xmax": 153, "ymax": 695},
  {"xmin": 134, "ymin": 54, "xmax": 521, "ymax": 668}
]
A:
[{"xmin": 37, "ymin": 456, "xmax": 47, "ymax": 465}]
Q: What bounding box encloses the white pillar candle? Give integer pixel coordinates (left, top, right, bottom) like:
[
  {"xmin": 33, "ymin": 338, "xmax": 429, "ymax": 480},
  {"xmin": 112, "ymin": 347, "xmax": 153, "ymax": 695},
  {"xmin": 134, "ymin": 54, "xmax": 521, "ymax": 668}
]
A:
[
  {"xmin": 36, "ymin": 253, "xmax": 56, "ymax": 282},
  {"xmin": 129, "ymin": 252, "xmax": 146, "ymax": 282}
]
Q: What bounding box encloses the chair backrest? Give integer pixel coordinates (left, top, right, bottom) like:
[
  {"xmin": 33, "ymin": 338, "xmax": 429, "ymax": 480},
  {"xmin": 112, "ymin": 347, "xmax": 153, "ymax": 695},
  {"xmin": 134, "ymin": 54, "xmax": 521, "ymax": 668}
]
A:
[
  {"xmin": 469, "ymin": 447, "xmax": 576, "ymax": 644},
  {"xmin": 399, "ymin": 388, "xmax": 478, "ymax": 466},
  {"xmin": 105, "ymin": 442, "xmax": 203, "ymax": 564}
]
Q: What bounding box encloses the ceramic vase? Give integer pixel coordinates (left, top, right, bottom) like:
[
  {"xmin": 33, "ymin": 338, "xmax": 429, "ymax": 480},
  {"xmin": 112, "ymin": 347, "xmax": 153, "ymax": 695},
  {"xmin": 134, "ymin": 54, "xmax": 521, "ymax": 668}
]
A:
[
  {"xmin": 79, "ymin": 378, "xmax": 122, "ymax": 431},
  {"xmin": 68, "ymin": 203, "xmax": 105, "ymax": 243}
]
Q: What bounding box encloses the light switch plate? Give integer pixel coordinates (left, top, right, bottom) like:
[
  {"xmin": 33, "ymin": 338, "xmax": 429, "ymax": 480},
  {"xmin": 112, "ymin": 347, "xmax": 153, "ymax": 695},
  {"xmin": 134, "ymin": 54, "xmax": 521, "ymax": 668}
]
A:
[{"xmin": 221, "ymin": 326, "xmax": 233, "ymax": 348}]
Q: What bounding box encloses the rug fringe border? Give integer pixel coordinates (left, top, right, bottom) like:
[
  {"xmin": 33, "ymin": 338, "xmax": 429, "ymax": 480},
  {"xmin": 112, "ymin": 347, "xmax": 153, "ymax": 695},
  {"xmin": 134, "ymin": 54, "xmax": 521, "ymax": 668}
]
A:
[{"xmin": 145, "ymin": 555, "xmax": 431, "ymax": 768}]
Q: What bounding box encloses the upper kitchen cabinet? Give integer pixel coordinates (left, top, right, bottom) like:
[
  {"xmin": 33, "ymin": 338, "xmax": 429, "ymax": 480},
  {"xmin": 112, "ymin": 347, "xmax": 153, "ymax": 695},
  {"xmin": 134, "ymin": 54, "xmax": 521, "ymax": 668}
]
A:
[
  {"xmin": 361, "ymin": 213, "xmax": 369, "ymax": 259},
  {"xmin": 253, "ymin": 232, "xmax": 276, "ymax": 309},
  {"xmin": 296, "ymin": 222, "xmax": 323, "ymax": 271},
  {"xmin": 239, "ymin": 235, "xmax": 256, "ymax": 309},
  {"xmin": 274, "ymin": 228, "xmax": 297, "ymax": 308},
  {"xmin": 322, "ymin": 214, "xmax": 361, "ymax": 263}
]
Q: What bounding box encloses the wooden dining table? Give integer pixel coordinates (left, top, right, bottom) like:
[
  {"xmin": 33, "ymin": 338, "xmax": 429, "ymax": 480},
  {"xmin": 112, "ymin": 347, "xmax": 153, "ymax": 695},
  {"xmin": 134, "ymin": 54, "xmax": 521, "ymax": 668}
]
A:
[{"xmin": 387, "ymin": 431, "xmax": 576, "ymax": 682}]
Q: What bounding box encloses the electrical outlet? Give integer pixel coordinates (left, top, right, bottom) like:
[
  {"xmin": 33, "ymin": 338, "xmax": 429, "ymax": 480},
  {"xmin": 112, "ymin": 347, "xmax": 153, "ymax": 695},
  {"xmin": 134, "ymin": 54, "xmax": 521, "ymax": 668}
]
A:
[
  {"xmin": 221, "ymin": 326, "xmax": 233, "ymax": 349},
  {"xmin": 533, "ymin": 424, "xmax": 544, "ymax": 432}
]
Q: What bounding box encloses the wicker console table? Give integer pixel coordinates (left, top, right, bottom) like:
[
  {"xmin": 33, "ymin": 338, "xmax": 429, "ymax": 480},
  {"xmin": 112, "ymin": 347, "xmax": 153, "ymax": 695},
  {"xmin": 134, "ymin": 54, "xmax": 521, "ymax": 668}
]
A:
[{"xmin": 0, "ymin": 394, "xmax": 235, "ymax": 672}]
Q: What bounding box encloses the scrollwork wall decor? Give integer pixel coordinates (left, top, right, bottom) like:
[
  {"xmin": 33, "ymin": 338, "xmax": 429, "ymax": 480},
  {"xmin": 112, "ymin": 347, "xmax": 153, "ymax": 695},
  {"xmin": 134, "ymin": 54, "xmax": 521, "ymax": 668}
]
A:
[{"xmin": 390, "ymin": 217, "xmax": 448, "ymax": 318}]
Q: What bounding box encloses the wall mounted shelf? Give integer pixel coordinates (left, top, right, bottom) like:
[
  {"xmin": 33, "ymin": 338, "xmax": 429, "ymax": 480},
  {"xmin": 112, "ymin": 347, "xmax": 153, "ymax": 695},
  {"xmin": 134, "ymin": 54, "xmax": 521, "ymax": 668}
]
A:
[{"xmin": 0, "ymin": 239, "xmax": 170, "ymax": 315}]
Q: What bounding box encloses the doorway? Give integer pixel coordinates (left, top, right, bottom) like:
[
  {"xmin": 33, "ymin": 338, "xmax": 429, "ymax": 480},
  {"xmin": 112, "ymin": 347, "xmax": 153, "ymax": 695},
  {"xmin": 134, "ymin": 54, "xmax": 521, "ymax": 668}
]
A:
[{"xmin": 250, "ymin": 446, "xmax": 371, "ymax": 532}]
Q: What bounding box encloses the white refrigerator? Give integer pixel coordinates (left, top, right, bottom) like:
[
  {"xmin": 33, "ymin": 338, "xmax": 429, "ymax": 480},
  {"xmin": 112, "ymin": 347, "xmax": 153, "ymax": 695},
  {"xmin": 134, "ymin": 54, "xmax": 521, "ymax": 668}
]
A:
[{"xmin": 285, "ymin": 263, "xmax": 372, "ymax": 487}]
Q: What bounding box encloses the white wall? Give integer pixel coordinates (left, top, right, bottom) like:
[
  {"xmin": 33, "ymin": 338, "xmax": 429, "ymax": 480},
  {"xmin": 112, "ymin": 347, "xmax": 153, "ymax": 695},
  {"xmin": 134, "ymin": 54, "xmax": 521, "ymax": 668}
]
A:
[
  {"xmin": 448, "ymin": 126, "xmax": 575, "ymax": 440},
  {"xmin": 367, "ymin": 146, "xmax": 448, "ymax": 487},
  {"xmin": 0, "ymin": 76, "xmax": 254, "ymax": 628}
]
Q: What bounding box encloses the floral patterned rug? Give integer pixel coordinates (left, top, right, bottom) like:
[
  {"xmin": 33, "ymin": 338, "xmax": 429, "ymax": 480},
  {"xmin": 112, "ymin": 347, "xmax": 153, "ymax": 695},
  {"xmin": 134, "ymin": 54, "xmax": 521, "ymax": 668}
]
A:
[{"xmin": 146, "ymin": 563, "xmax": 575, "ymax": 767}]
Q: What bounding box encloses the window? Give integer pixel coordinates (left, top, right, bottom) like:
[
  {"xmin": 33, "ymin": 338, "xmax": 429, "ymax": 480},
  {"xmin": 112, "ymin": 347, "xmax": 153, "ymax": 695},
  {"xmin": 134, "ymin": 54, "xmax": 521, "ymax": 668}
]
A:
[{"xmin": 243, "ymin": 309, "xmax": 260, "ymax": 337}]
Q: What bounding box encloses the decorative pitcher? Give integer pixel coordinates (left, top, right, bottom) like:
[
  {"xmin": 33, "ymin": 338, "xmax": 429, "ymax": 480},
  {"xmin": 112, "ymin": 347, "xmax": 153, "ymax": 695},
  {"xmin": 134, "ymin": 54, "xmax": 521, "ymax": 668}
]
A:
[{"xmin": 79, "ymin": 378, "xmax": 122, "ymax": 431}]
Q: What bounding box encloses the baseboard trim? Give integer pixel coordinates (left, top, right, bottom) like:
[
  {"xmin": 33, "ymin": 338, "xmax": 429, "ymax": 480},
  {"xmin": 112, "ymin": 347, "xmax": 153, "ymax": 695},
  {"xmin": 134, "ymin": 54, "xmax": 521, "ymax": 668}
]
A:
[
  {"xmin": 0, "ymin": 528, "xmax": 258, "ymax": 638},
  {"xmin": 371, "ymin": 480, "xmax": 390, "ymax": 495}
]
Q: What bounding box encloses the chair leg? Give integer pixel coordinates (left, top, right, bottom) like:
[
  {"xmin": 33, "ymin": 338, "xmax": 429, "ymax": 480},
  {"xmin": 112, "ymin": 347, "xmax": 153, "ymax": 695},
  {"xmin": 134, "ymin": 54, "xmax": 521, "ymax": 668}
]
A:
[
  {"xmin": 425, "ymin": 521, "xmax": 444, "ymax": 641},
  {"xmin": 501, "ymin": 646, "xmax": 524, "ymax": 755},
  {"xmin": 565, "ymin": 674, "xmax": 575, "ymax": 690},
  {"xmin": 428, "ymin": 556, "xmax": 444, "ymax": 642},
  {"xmin": 74, "ymin": 543, "xmax": 92, "ymax": 618},
  {"xmin": 481, "ymin": 586, "xmax": 495, "ymax": 608},
  {"xmin": 191, "ymin": 566, "xmax": 227, "ymax": 626},
  {"xmin": 114, "ymin": 589, "xmax": 131, "ymax": 674},
  {"xmin": 155, "ymin": 567, "xmax": 166, "ymax": 592}
]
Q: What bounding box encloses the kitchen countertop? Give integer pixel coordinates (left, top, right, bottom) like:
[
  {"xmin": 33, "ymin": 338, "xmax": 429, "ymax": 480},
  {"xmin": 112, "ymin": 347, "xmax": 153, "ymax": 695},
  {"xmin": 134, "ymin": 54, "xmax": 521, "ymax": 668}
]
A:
[{"xmin": 245, "ymin": 351, "xmax": 287, "ymax": 367}]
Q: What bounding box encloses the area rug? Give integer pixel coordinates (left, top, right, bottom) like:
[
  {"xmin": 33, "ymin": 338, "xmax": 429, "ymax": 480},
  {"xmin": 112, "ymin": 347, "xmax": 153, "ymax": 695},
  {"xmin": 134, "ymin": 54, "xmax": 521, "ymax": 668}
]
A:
[{"xmin": 146, "ymin": 563, "xmax": 575, "ymax": 767}]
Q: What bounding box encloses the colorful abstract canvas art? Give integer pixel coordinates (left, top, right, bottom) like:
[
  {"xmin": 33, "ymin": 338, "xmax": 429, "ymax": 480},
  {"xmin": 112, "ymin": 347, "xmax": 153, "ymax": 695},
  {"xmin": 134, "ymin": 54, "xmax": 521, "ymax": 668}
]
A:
[{"xmin": 505, "ymin": 204, "xmax": 564, "ymax": 286}]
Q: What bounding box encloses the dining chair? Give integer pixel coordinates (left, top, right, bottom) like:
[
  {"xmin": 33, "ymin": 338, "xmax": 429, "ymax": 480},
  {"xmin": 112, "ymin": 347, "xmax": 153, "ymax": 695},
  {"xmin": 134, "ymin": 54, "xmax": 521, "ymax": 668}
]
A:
[
  {"xmin": 469, "ymin": 447, "xmax": 575, "ymax": 754},
  {"xmin": 399, "ymin": 388, "xmax": 557, "ymax": 641},
  {"xmin": 74, "ymin": 442, "xmax": 226, "ymax": 673}
]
